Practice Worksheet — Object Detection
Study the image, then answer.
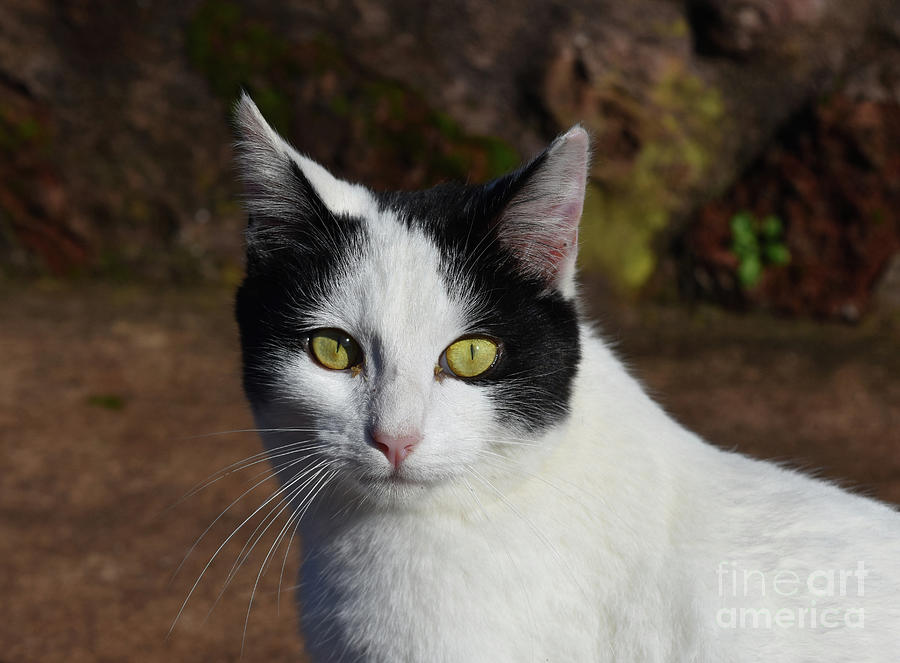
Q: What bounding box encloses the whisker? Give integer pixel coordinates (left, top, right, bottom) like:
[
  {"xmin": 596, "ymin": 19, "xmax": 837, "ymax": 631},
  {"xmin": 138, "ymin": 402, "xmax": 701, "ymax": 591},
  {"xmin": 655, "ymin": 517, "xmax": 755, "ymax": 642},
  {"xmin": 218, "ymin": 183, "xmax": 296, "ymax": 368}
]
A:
[
  {"xmin": 218, "ymin": 457, "xmax": 333, "ymax": 593},
  {"xmin": 205, "ymin": 461, "xmax": 336, "ymax": 623},
  {"xmin": 169, "ymin": 444, "xmax": 331, "ymax": 583},
  {"xmin": 168, "ymin": 456, "xmax": 330, "ymax": 636},
  {"xmin": 170, "ymin": 459, "xmax": 297, "ymax": 585},
  {"xmin": 277, "ymin": 469, "xmax": 340, "ymax": 613},
  {"xmin": 485, "ymin": 439, "xmax": 540, "ymax": 448},
  {"xmin": 168, "ymin": 436, "xmax": 327, "ymax": 512},
  {"xmin": 242, "ymin": 468, "xmax": 339, "ymax": 655},
  {"xmin": 178, "ymin": 427, "xmax": 323, "ymax": 441}
]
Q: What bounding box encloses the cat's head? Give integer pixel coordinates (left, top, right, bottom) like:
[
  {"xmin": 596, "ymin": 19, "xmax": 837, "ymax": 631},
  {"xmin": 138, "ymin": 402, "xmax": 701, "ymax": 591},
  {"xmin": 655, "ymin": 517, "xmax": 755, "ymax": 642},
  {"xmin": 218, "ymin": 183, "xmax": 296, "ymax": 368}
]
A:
[{"xmin": 233, "ymin": 94, "xmax": 589, "ymax": 506}]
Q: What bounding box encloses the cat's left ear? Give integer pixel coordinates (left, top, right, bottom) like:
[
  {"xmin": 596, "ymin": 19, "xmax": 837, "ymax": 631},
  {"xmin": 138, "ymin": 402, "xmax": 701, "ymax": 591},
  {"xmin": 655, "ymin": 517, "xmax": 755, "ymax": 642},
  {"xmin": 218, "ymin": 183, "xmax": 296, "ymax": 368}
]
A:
[{"xmin": 490, "ymin": 126, "xmax": 590, "ymax": 296}]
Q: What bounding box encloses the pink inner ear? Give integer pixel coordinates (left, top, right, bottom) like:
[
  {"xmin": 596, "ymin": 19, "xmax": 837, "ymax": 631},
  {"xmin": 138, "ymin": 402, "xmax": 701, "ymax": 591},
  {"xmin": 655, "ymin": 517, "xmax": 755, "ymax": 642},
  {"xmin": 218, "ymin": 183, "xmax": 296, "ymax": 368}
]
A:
[
  {"xmin": 495, "ymin": 126, "xmax": 589, "ymax": 285},
  {"xmin": 512, "ymin": 199, "xmax": 582, "ymax": 278},
  {"xmin": 555, "ymin": 200, "xmax": 584, "ymax": 230},
  {"xmin": 541, "ymin": 225, "xmax": 579, "ymax": 277}
]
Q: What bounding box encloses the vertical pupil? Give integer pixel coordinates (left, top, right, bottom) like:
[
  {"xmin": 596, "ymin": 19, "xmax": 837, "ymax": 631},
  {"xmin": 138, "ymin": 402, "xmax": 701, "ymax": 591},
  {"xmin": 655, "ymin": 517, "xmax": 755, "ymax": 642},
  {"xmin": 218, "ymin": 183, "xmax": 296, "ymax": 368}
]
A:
[
  {"xmin": 335, "ymin": 338, "xmax": 340, "ymax": 355},
  {"xmin": 470, "ymin": 343, "xmax": 475, "ymax": 361}
]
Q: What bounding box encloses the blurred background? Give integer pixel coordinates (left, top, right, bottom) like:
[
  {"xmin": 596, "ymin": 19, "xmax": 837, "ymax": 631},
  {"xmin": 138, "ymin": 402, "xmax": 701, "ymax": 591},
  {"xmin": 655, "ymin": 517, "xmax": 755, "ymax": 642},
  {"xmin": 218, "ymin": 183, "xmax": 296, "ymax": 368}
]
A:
[{"xmin": 2, "ymin": 0, "xmax": 898, "ymax": 661}]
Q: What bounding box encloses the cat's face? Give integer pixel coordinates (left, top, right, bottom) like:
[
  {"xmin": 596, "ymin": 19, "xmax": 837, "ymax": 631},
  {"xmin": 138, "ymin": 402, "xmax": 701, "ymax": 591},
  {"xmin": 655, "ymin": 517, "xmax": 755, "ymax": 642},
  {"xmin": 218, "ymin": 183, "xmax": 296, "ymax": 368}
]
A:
[{"xmin": 234, "ymin": 95, "xmax": 589, "ymax": 505}]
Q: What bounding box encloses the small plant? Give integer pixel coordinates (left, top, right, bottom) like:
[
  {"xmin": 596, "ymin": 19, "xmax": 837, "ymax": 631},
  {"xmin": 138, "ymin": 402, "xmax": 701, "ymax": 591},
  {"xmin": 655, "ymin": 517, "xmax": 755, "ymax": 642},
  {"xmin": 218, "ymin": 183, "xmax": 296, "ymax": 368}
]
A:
[
  {"xmin": 87, "ymin": 394, "xmax": 126, "ymax": 411},
  {"xmin": 730, "ymin": 211, "xmax": 790, "ymax": 288}
]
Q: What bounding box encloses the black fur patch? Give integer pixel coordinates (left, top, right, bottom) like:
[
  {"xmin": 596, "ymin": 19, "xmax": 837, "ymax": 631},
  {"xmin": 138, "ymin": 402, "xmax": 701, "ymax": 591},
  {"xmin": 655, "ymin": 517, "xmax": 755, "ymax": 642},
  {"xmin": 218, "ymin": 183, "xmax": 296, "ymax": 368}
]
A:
[
  {"xmin": 236, "ymin": 164, "xmax": 366, "ymax": 403},
  {"xmin": 375, "ymin": 159, "xmax": 581, "ymax": 433}
]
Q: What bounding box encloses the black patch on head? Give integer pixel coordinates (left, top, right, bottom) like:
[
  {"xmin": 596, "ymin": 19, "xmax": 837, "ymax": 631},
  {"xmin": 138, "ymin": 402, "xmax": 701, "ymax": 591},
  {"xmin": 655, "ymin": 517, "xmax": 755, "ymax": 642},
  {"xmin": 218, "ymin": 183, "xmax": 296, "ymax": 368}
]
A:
[
  {"xmin": 375, "ymin": 158, "xmax": 581, "ymax": 433},
  {"xmin": 236, "ymin": 164, "xmax": 366, "ymax": 403}
]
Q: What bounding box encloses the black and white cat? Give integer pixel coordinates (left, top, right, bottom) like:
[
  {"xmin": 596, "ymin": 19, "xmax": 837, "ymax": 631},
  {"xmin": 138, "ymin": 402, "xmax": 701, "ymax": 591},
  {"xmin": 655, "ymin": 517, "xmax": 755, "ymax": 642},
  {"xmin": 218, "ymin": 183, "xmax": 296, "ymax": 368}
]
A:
[{"xmin": 232, "ymin": 93, "xmax": 900, "ymax": 662}]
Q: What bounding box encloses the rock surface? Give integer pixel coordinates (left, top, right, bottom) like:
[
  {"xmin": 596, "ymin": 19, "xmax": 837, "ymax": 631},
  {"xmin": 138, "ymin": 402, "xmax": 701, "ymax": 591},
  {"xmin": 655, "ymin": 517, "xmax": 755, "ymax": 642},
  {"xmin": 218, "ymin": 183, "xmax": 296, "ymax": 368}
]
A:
[{"xmin": 1, "ymin": 0, "xmax": 898, "ymax": 301}]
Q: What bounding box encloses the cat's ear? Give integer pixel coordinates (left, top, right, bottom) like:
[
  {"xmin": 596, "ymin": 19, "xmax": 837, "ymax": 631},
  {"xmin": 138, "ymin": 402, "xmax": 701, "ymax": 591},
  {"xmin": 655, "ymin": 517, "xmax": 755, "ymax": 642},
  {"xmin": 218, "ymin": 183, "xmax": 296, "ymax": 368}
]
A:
[
  {"xmin": 232, "ymin": 93, "xmax": 339, "ymax": 250},
  {"xmin": 234, "ymin": 92, "xmax": 327, "ymax": 227},
  {"xmin": 490, "ymin": 126, "xmax": 590, "ymax": 295}
]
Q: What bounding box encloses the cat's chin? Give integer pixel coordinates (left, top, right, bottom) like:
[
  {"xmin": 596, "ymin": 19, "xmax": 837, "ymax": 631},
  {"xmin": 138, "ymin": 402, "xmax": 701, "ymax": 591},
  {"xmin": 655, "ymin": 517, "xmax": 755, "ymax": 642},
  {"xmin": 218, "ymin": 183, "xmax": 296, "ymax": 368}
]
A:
[
  {"xmin": 346, "ymin": 470, "xmax": 445, "ymax": 506},
  {"xmin": 359, "ymin": 473, "xmax": 429, "ymax": 488}
]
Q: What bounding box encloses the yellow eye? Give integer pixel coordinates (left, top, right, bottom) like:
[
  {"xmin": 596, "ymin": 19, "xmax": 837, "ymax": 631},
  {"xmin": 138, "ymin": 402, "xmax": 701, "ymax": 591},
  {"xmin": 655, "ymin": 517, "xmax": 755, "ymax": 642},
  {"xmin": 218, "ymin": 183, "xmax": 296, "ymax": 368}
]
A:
[
  {"xmin": 308, "ymin": 329, "xmax": 363, "ymax": 371},
  {"xmin": 443, "ymin": 336, "xmax": 499, "ymax": 378}
]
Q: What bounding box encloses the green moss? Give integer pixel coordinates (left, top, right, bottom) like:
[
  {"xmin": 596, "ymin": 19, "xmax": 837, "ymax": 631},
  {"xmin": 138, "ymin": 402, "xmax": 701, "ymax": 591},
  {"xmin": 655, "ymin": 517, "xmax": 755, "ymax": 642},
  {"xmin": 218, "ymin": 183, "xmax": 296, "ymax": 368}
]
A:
[
  {"xmin": 93, "ymin": 251, "xmax": 136, "ymax": 284},
  {"xmin": 645, "ymin": 68, "xmax": 724, "ymax": 188},
  {"xmin": 251, "ymin": 85, "xmax": 293, "ymax": 136},
  {"xmin": 476, "ymin": 136, "xmax": 520, "ymax": 178},
  {"xmin": 186, "ymin": 0, "xmax": 295, "ymax": 132},
  {"xmin": 328, "ymin": 94, "xmax": 351, "ymax": 117},
  {"xmin": 652, "ymin": 17, "xmax": 690, "ymax": 39},
  {"xmin": 0, "ymin": 111, "xmax": 48, "ymax": 153},
  {"xmin": 433, "ymin": 112, "xmax": 462, "ymax": 140},
  {"xmin": 579, "ymin": 183, "xmax": 664, "ymax": 289},
  {"xmin": 186, "ymin": 0, "xmax": 518, "ymax": 185},
  {"xmin": 578, "ymin": 64, "xmax": 726, "ymax": 291},
  {"xmin": 350, "ymin": 78, "xmax": 520, "ymax": 180}
]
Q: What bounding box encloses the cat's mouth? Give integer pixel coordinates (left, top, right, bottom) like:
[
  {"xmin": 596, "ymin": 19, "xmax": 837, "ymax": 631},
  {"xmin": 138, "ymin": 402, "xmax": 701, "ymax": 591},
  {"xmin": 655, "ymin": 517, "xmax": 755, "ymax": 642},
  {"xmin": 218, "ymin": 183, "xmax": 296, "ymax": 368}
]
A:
[
  {"xmin": 359, "ymin": 472, "xmax": 429, "ymax": 487},
  {"xmin": 344, "ymin": 463, "xmax": 444, "ymax": 496}
]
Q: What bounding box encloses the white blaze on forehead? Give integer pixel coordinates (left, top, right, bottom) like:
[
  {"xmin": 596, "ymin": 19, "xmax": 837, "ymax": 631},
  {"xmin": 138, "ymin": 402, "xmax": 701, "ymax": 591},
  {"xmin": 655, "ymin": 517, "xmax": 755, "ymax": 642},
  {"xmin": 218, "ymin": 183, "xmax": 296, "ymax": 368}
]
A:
[
  {"xmin": 296, "ymin": 205, "xmax": 469, "ymax": 375},
  {"xmin": 355, "ymin": 209, "xmax": 466, "ymax": 363},
  {"xmin": 312, "ymin": 208, "xmax": 469, "ymax": 437}
]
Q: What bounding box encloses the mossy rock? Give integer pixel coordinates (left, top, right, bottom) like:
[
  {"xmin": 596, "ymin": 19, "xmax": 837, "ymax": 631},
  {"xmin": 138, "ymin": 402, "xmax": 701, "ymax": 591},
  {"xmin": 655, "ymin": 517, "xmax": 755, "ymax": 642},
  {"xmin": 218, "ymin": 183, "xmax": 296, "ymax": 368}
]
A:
[{"xmin": 576, "ymin": 62, "xmax": 726, "ymax": 291}]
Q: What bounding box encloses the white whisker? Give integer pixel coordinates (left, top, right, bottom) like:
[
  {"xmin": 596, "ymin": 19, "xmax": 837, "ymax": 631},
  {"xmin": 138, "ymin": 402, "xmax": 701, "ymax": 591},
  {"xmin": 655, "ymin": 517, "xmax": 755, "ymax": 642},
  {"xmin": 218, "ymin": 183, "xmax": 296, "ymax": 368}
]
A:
[
  {"xmin": 169, "ymin": 456, "xmax": 331, "ymax": 636},
  {"xmin": 242, "ymin": 468, "xmax": 339, "ymax": 655},
  {"xmin": 169, "ymin": 438, "xmax": 327, "ymax": 511},
  {"xmin": 217, "ymin": 458, "xmax": 333, "ymax": 596},
  {"xmin": 179, "ymin": 427, "xmax": 324, "ymax": 440}
]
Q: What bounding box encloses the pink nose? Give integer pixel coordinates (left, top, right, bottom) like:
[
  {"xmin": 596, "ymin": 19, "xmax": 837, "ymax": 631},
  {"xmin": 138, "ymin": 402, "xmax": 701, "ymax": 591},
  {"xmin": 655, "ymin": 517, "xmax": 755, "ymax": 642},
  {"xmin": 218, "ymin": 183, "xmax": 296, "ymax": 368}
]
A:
[{"xmin": 371, "ymin": 430, "xmax": 421, "ymax": 470}]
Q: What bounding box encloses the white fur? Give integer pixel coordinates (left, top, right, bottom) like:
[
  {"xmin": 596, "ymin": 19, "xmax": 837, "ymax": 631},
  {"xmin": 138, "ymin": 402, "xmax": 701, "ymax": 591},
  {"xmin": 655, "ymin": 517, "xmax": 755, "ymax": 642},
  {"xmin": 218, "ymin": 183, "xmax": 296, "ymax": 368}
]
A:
[
  {"xmin": 237, "ymin": 98, "xmax": 900, "ymax": 662},
  {"xmin": 272, "ymin": 332, "xmax": 900, "ymax": 662}
]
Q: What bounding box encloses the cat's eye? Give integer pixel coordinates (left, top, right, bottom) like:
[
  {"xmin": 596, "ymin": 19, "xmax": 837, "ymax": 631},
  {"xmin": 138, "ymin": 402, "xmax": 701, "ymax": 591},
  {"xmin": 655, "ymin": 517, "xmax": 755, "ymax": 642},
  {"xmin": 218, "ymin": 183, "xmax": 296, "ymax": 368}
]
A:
[
  {"xmin": 308, "ymin": 329, "xmax": 363, "ymax": 371},
  {"xmin": 441, "ymin": 336, "xmax": 500, "ymax": 379}
]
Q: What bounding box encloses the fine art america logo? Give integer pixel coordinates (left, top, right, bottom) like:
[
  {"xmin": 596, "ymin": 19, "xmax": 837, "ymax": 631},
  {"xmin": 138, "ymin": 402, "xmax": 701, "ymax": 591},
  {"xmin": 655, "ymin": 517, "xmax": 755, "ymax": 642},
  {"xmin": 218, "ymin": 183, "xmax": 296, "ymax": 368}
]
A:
[{"xmin": 716, "ymin": 560, "xmax": 867, "ymax": 629}]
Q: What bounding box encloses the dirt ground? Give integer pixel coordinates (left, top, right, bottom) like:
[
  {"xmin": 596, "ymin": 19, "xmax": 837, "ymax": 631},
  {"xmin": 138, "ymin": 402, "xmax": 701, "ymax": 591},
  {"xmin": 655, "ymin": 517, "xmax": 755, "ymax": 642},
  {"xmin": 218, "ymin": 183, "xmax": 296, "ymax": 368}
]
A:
[{"xmin": 2, "ymin": 282, "xmax": 899, "ymax": 662}]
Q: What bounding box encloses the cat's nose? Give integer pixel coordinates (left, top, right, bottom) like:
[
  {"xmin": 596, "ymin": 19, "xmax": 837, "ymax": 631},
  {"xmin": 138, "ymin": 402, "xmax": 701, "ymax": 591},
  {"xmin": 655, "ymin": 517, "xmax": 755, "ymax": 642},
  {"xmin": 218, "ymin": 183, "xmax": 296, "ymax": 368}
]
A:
[{"xmin": 370, "ymin": 429, "xmax": 421, "ymax": 470}]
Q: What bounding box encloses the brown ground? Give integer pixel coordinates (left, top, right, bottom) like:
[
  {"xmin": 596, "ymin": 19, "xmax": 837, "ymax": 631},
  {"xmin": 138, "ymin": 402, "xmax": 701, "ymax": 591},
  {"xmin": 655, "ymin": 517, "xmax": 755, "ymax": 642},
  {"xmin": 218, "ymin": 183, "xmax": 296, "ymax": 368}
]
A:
[{"xmin": 2, "ymin": 282, "xmax": 899, "ymax": 662}]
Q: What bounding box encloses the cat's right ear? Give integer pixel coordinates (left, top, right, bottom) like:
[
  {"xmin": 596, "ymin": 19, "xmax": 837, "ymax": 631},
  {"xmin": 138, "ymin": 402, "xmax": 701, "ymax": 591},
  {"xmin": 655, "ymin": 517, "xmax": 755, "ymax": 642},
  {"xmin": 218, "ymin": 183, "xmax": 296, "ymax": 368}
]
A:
[{"xmin": 232, "ymin": 93, "xmax": 335, "ymax": 252}]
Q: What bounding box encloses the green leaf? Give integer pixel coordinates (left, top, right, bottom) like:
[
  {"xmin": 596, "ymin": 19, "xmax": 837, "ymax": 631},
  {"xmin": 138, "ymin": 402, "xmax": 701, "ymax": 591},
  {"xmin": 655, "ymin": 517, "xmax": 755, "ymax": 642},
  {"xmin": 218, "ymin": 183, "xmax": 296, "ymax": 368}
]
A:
[
  {"xmin": 732, "ymin": 233, "xmax": 758, "ymax": 258},
  {"xmin": 730, "ymin": 211, "xmax": 754, "ymax": 237},
  {"xmin": 730, "ymin": 212, "xmax": 758, "ymax": 260},
  {"xmin": 737, "ymin": 255, "xmax": 762, "ymax": 288},
  {"xmin": 764, "ymin": 243, "xmax": 791, "ymax": 265},
  {"xmin": 761, "ymin": 215, "xmax": 783, "ymax": 239}
]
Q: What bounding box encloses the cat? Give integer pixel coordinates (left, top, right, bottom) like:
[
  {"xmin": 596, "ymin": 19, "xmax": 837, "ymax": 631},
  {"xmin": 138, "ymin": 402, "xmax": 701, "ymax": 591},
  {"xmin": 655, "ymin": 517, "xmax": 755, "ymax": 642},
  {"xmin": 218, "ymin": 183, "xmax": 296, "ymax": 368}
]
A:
[{"xmin": 232, "ymin": 93, "xmax": 900, "ymax": 662}]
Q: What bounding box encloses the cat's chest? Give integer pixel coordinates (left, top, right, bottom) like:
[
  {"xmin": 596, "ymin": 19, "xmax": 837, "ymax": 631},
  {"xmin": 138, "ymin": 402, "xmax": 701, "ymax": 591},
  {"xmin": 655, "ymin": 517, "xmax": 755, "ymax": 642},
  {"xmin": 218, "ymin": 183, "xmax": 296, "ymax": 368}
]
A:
[{"xmin": 296, "ymin": 508, "xmax": 603, "ymax": 662}]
